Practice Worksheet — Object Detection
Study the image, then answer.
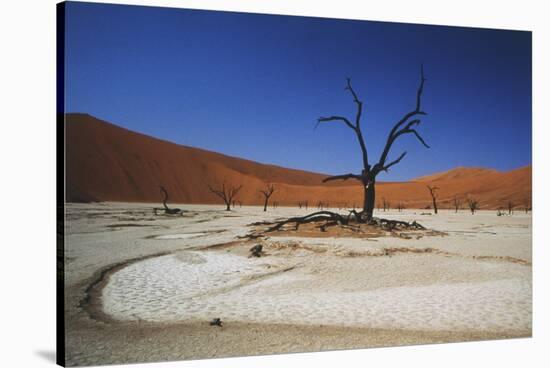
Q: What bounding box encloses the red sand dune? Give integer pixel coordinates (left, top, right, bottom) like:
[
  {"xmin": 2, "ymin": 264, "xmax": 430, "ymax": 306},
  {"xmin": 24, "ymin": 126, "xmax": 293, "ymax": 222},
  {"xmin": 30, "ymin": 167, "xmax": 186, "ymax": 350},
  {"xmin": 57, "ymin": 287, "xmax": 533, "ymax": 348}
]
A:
[{"xmin": 65, "ymin": 113, "xmax": 531, "ymax": 210}]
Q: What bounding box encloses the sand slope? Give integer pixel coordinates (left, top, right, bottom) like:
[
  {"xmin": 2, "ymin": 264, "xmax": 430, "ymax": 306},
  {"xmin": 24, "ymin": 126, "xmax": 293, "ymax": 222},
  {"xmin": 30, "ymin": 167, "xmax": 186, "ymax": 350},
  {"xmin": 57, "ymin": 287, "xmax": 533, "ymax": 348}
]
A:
[{"xmin": 65, "ymin": 113, "xmax": 531, "ymax": 209}]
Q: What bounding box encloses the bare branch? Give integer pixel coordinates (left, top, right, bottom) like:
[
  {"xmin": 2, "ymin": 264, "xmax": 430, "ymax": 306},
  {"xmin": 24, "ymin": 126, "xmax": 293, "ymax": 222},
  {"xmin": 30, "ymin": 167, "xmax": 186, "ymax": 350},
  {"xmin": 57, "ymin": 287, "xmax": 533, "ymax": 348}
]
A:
[
  {"xmin": 260, "ymin": 183, "xmax": 275, "ymax": 198},
  {"xmin": 381, "ymin": 151, "xmax": 407, "ymax": 172},
  {"xmin": 317, "ymin": 78, "xmax": 369, "ymax": 169},
  {"xmin": 389, "ymin": 111, "xmax": 427, "ymax": 141},
  {"xmin": 404, "ymin": 119, "xmax": 421, "ymax": 130},
  {"xmin": 227, "ymin": 185, "xmax": 243, "ymax": 202},
  {"xmin": 345, "ymin": 78, "xmax": 363, "ymax": 128},
  {"xmin": 409, "ymin": 129, "xmax": 430, "ymax": 148},
  {"xmin": 416, "ymin": 64, "xmax": 427, "ymax": 112},
  {"xmin": 316, "ymin": 116, "xmax": 355, "ymax": 131},
  {"xmin": 426, "ymin": 185, "xmax": 439, "ymax": 194},
  {"xmin": 208, "ymin": 185, "xmax": 227, "ymax": 201},
  {"xmin": 376, "ymin": 66, "xmax": 429, "ymax": 173},
  {"xmin": 322, "ymin": 173, "xmax": 363, "ymax": 183}
]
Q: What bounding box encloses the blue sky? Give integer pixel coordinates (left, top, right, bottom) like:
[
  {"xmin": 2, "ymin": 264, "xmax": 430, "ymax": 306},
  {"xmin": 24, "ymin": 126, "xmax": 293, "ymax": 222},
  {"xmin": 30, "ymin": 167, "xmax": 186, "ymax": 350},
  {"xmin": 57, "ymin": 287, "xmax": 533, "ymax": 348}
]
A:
[{"xmin": 64, "ymin": 2, "xmax": 532, "ymax": 181}]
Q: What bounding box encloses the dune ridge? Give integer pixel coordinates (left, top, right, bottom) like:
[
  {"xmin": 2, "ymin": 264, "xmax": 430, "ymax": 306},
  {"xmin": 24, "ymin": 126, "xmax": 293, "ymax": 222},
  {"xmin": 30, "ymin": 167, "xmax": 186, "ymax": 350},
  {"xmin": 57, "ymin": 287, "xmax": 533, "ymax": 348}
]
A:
[{"xmin": 65, "ymin": 113, "xmax": 531, "ymax": 209}]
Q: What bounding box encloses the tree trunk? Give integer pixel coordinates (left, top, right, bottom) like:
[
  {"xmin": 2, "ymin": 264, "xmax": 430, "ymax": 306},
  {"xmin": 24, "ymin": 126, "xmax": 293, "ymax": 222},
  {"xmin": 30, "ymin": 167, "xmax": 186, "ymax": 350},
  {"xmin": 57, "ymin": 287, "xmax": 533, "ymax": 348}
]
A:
[
  {"xmin": 432, "ymin": 198, "xmax": 438, "ymax": 214},
  {"xmin": 263, "ymin": 198, "xmax": 268, "ymax": 212},
  {"xmin": 225, "ymin": 202, "xmax": 231, "ymax": 211},
  {"xmin": 363, "ymin": 179, "xmax": 375, "ymax": 220}
]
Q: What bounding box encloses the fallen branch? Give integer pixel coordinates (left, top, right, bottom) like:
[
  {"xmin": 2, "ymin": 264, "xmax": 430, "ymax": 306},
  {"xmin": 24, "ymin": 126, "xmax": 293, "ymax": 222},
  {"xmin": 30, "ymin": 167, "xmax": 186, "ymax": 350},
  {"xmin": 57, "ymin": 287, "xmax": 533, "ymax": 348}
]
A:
[{"xmin": 154, "ymin": 186, "xmax": 183, "ymax": 215}]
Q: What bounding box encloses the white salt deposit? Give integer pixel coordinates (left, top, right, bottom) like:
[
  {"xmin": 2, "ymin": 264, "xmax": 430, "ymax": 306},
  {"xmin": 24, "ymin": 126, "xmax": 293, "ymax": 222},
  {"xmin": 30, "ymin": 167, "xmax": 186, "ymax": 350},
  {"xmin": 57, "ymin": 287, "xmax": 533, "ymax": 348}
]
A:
[{"xmin": 102, "ymin": 250, "xmax": 531, "ymax": 332}]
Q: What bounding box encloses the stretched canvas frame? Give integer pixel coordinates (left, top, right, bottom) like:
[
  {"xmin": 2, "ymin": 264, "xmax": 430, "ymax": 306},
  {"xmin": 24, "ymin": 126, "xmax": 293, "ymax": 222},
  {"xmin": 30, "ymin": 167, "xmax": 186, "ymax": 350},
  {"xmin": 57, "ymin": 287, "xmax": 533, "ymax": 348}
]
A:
[{"xmin": 57, "ymin": 1, "xmax": 532, "ymax": 366}]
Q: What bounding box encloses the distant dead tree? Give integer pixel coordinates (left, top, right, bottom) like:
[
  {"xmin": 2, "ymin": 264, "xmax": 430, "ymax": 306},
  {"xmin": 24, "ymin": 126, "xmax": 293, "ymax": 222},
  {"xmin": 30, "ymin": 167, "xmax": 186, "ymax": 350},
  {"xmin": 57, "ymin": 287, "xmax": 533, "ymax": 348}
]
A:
[
  {"xmin": 523, "ymin": 197, "xmax": 531, "ymax": 213},
  {"xmin": 426, "ymin": 185, "xmax": 439, "ymax": 214},
  {"xmin": 507, "ymin": 200, "xmax": 514, "ymax": 215},
  {"xmin": 317, "ymin": 201, "xmax": 330, "ymax": 210},
  {"xmin": 382, "ymin": 198, "xmax": 390, "ymax": 212},
  {"xmin": 154, "ymin": 186, "xmax": 182, "ymax": 215},
  {"xmin": 259, "ymin": 184, "xmax": 276, "ymax": 212},
  {"xmin": 318, "ymin": 66, "xmax": 430, "ymax": 221},
  {"xmin": 467, "ymin": 198, "xmax": 479, "ymax": 214},
  {"xmin": 272, "ymin": 201, "xmax": 279, "ymax": 209},
  {"xmin": 452, "ymin": 196, "xmax": 461, "ymax": 213},
  {"xmin": 396, "ymin": 203, "xmax": 405, "ymax": 212},
  {"xmin": 208, "ymin": 182, "xmax": 243, "ymax": 211}
]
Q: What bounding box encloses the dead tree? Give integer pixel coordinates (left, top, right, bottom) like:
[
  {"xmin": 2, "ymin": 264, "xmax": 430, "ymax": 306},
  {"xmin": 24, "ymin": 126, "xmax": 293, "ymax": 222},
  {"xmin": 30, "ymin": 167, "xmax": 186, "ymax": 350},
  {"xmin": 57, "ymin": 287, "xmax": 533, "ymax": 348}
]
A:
[
  {"xmin": 318, "ymin": 66, "xmax": 430, "ymax": 221},
  {"xmin": 507, "ymin": 200, "xmax": 514, "ymax": 215},
  {"xmin": 426, "ymin": 185, "xmax": 439, "ymax": 214},
  {"xmin": 259, "ymin": 184, "xmax": 276, "ymax": 212},
  {"xmin": 397, "ymin": 203, "xmax": 405, "ymax": 212},
  {"xmin": 452, "ymin": 196, "xmax": 461, "ymax": 213},
  {"xmin": 155, "ymin": 186, "xmax": 182, "ymax": 215},
  {"xmin": 382, "ymin": 198, "xmax": 390, "ymax": 212},
  {"xmin": 523, "ymin": 198, "xmax": 531, "ymax": 213},
  {"xmin": 467, "ymin": 198, "xmax": 479, "ymax": 215},
  {"xmin": 208, "ymin": 182, "xmax": 243, "ymax": 211}
]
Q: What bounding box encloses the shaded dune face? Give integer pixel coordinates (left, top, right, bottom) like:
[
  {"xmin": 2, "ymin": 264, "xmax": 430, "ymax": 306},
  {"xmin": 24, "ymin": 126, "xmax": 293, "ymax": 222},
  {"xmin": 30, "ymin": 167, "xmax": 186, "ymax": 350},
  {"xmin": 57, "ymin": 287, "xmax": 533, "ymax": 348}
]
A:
[{"xmin": 65, "ymin": 113, "xmax": 531, "ymax": 208}]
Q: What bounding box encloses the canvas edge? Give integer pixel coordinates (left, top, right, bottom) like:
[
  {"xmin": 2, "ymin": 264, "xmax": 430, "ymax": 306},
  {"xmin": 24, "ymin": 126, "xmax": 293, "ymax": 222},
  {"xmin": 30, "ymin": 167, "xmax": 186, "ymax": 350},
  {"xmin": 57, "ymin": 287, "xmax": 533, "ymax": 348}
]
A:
[{"xmin": 56, "ymin": 2, "xmax": 66, "ymax": 367}]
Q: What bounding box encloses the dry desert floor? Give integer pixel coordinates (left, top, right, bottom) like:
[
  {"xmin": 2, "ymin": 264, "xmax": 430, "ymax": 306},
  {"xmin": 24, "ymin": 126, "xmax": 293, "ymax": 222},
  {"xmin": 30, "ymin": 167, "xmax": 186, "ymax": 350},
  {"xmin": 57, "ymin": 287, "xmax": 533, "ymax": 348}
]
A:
[{"xmin": 63, "ymin": 203, "xmax": 532, "ymax": 366}]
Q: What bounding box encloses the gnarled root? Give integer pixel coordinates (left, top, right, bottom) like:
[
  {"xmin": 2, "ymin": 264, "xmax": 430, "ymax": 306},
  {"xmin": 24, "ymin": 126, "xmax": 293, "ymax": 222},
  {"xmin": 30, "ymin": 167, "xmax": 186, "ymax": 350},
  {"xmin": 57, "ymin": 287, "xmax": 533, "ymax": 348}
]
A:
[
  {"xmin": 261, "ymin": 210, "xmax": 426, "ymax": 233},
  {"xmin": 369, "ymin": 217, "xmax": 426, "ymax": 231},
  {"xmin": 266, "ymin": 211, "xmax": 349, "ymax": 232}
]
